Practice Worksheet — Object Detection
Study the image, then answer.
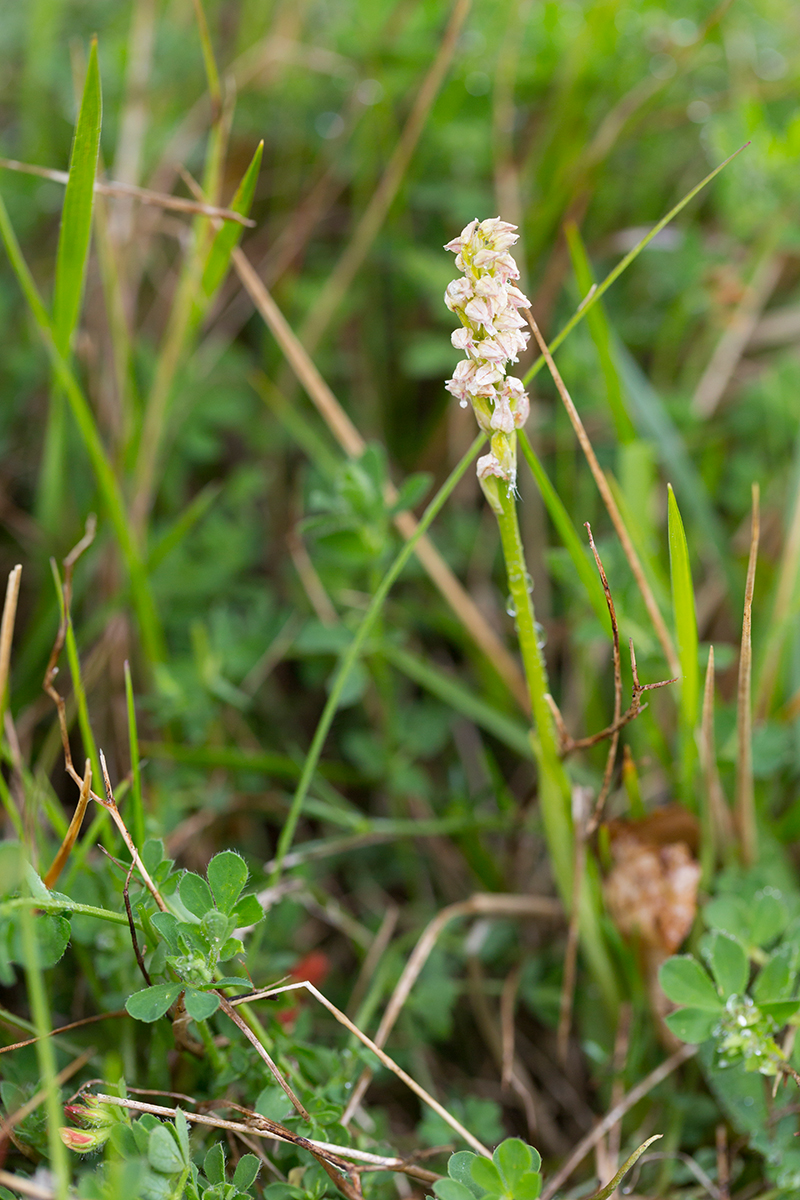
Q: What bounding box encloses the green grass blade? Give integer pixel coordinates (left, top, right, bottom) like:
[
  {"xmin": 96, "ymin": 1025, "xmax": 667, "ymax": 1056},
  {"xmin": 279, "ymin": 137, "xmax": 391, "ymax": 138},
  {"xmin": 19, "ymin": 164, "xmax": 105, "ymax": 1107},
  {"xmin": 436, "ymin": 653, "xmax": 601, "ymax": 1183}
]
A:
[
  {"xmin": 19, "ymin": 903, "xmax": 71, "ymax": 1200},
  {"xmin": 518, "ymin": 430, "xmax": 608, "ymax": 623},
  {"xmin": 52, "ymin": 37, "xmax": 101, "ymax": 354},
  {"xmin": 668, "ymin": 484, "xmax": 699, "ymax": 795},
  {"xmin": 268, "ymin": 433, "xmax": 485, "ymax": 884},
  {"xmin": 147, "ymin": 482, "xmax": 221, "ymax": 572},
  {"xmin": 523, "ymin": 145, "xmax": 748, "ymax": 387},
  {"xmin": 124, "ymin": 661, "xmax": 145, "ymax": 849},
  {"xmin": 563, "ymin": 221, "xmax": 636, "ymax": 444},
  {"xmin": 193, "ymin": 140, "xmax": 263, "ymax": 323},
  {"xmin": 0, "ymin": 192, "xmax": 165, "ymax": 666},
  {"xmin": 190, "ymin": 0, "xmax": 221, "ymax": 108},
  {"xmin": 38, "ymin": 38, "xmax": 102, "ymax": 538},
  {"xmin": 139, "ymin": 741, "xmax": 356, "ymax": 783},
  {"xmin": 377, "ymin": 641, "xmax": 534, "ymax": 760}
]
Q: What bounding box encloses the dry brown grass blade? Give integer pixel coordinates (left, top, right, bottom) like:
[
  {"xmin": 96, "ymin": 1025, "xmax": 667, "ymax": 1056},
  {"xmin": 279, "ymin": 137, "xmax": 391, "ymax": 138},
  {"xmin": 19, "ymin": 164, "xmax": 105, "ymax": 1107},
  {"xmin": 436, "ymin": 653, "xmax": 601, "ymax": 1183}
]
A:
[
  {"xmin": 0, "ymin": 564, "xmax": 22, "ymax": 720},
  {"xmin": 756, "ymin": 467, "xmax": 800, "ymax": 718},
  {"xmin": 0, "ymin": 1010, "xmax": 126, "ymax": 1056},
  {"xmin": 214, "ymin": 993, "xmax": 311, "ymax": 1121},
  {"xmin": 232, "ymin": 246, "xmax": 530, "ymax": 709},
  {"xmin": 43, "ymin": 760, "xmax": 92, "ymax": 889},
  {"xmin": 0, "ymin": 156, "xmax": 254, "ymax": 225},
  {"xmin": 701, "ymin": 647, "xmax": 734, "ymax": 860},
  {"xmin": 692, "ymin": 250, "xmax": 783, "ymax": 418},
  {"xmin": 525, "ymin": 313, "xmax": 679, "ymax": 678},
  {"xmin": 540, "ymin": 1043, "xmax": 697, "ymax": 1200},
  {"xmin": 231, "ymin": 979, "xmax": 492, "ymax": 1156},
  {"xmin": 347, "ymin": 902, "xmax": 399, "ymax": 1017},
  {"xmin": 0, "ymin": 1170, "xmax": 55, "ymax": 1200},
  {"xmin": 340, "ymin": 893, "xmax": 562, "ymax": 1123},
  {"xmin": 287, "ymin": 526, "xmax": 339, "ymax": 626},
  {"xmin": 297, "ymin": 0, "xmax": 471, "ymax": 355},
  {"xmin": 735, "ymin": 483, "xmax": 760, "ymax": 865}
]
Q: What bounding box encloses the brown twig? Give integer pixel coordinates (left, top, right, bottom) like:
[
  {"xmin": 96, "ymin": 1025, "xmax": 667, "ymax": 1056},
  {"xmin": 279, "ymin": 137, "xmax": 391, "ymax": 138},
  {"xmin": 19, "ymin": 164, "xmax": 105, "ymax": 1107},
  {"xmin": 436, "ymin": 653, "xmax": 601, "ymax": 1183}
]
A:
[
  {"xmin": 735, "ymin": 483, "xmax": 760, "ymax": 865},
  {"xmin": 716, "ymin": 1124, "xmax": 730, "ymax": 1200},
  {"xmin": 586, "ymin": 523, "xmax": 622, "ymax": 820},
  {"xmin": 525, "ymin": 311, "xmax": 679, "ymax": 677},
  {"xmin": 0, "ymin": 1010, "xmax": 126, "ymax": 1055},
  {"xmin": 123, "ymin": 861, "xmax": 151, "ymax": 986},
  {"xmin": 540, "ymin": 1043, "xmax": 697, "ymax": 1200},
  {"xmin": 548, "ymin": 632, "xmax": 675, "ymax": 830}
]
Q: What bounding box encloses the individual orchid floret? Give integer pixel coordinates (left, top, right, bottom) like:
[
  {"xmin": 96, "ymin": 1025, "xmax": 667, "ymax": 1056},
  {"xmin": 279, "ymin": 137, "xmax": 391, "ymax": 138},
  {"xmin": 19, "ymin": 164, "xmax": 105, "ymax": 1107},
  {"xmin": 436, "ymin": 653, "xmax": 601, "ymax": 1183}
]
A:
[{"xmin": 445, "ymin": 277, "xmax": 474, "ymax": 311}]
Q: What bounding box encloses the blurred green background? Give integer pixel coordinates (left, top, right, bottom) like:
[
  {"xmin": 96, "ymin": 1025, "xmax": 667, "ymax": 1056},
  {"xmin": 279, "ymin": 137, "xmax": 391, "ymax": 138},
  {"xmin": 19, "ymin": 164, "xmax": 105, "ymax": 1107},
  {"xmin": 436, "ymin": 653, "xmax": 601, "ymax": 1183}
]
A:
[{"xmin": 3, "ymin": 0, "xmax": 800, "ymax": 1187}]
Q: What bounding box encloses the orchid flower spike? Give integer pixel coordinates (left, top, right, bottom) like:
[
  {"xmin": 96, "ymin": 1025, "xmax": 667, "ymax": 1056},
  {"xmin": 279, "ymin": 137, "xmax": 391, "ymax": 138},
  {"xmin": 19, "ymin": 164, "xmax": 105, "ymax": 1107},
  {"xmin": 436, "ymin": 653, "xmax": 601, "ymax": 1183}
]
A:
[{"xmin": 443, "ymin": 218, "xmax": 530, "ymax": 511}]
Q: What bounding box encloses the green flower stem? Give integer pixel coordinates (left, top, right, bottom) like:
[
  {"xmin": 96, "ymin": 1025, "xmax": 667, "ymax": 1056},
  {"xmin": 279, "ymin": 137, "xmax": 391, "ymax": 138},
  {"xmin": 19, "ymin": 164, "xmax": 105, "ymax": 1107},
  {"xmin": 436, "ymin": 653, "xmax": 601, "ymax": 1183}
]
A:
[
  {"xmin": 495, "ymin": 485, "xmax": 572, "ymax": 890},
  {"xmin": 495, "ymin": 483, "xmax": 619, "ymax": 1011}
]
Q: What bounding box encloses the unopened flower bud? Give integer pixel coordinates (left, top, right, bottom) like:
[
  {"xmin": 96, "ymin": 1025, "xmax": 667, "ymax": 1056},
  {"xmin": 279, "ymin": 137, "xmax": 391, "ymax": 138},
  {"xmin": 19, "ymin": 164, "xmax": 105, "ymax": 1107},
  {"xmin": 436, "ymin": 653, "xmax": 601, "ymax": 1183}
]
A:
[{"xmin": 60, "ymin": 1125, "xmax": 111, "ymax": 1153}]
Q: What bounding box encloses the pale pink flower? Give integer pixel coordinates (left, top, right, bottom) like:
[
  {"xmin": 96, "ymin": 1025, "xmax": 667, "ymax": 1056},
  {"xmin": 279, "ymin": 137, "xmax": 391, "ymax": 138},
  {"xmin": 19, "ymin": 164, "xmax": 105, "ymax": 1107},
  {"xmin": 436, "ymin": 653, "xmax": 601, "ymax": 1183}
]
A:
[
  {"xmin": 451, "ymin": 326, "xmax": 476, "ymax": 353},
  {"xmin": 505, "ymin": 283, "xmax": 531, "ymax": 310},
  {"xmin": 500, "ymin": 376, "xmax": 530, "ymax": 428},
  {"xmin": 471, "ymin": 362, "xmax": 505, "ymax": 393},
  {"xmin": 477, "ymin": 451, "xmax": 505, "ymax": 480},
  {"xmin": 491, "ymin": 392, "xmax": 515, "ymax": 434},
  {"xmin": 444, "ymin": 359, "xmax": 478, "ymax": 406},
  {"xmin": 464, "ymin": 295, "xmax": 496, "ymax": 332},
  {"xmin": 443, "ymin": 219, "xmax": 479, "ymax": 254},
  {"xmin": 444, "ymin": 277, "xmax": 474, "ymax": 311},
  {"xmin": 473, "ymin": 337, "xmax": 509, "ymax": 364},
  {"xmin": 478, "ymin": 217, "xmax": 520, "ymax": 250}
]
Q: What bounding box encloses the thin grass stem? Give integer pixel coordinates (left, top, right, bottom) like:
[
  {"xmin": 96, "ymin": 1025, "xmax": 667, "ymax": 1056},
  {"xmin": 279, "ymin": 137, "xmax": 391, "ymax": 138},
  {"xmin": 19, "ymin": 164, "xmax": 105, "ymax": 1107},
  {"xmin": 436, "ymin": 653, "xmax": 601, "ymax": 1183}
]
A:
[{"xmin": 18, "ymin": 904, "xmax": 71, "ymax": 1200}]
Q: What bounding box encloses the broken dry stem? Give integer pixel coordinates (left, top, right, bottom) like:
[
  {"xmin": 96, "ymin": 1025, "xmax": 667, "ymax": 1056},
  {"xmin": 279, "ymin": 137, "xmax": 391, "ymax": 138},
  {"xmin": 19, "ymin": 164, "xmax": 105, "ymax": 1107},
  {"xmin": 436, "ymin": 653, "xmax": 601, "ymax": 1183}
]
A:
[{"xmin": 735, "ymin": 483, "xmax": 760, "ymax": 864}]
